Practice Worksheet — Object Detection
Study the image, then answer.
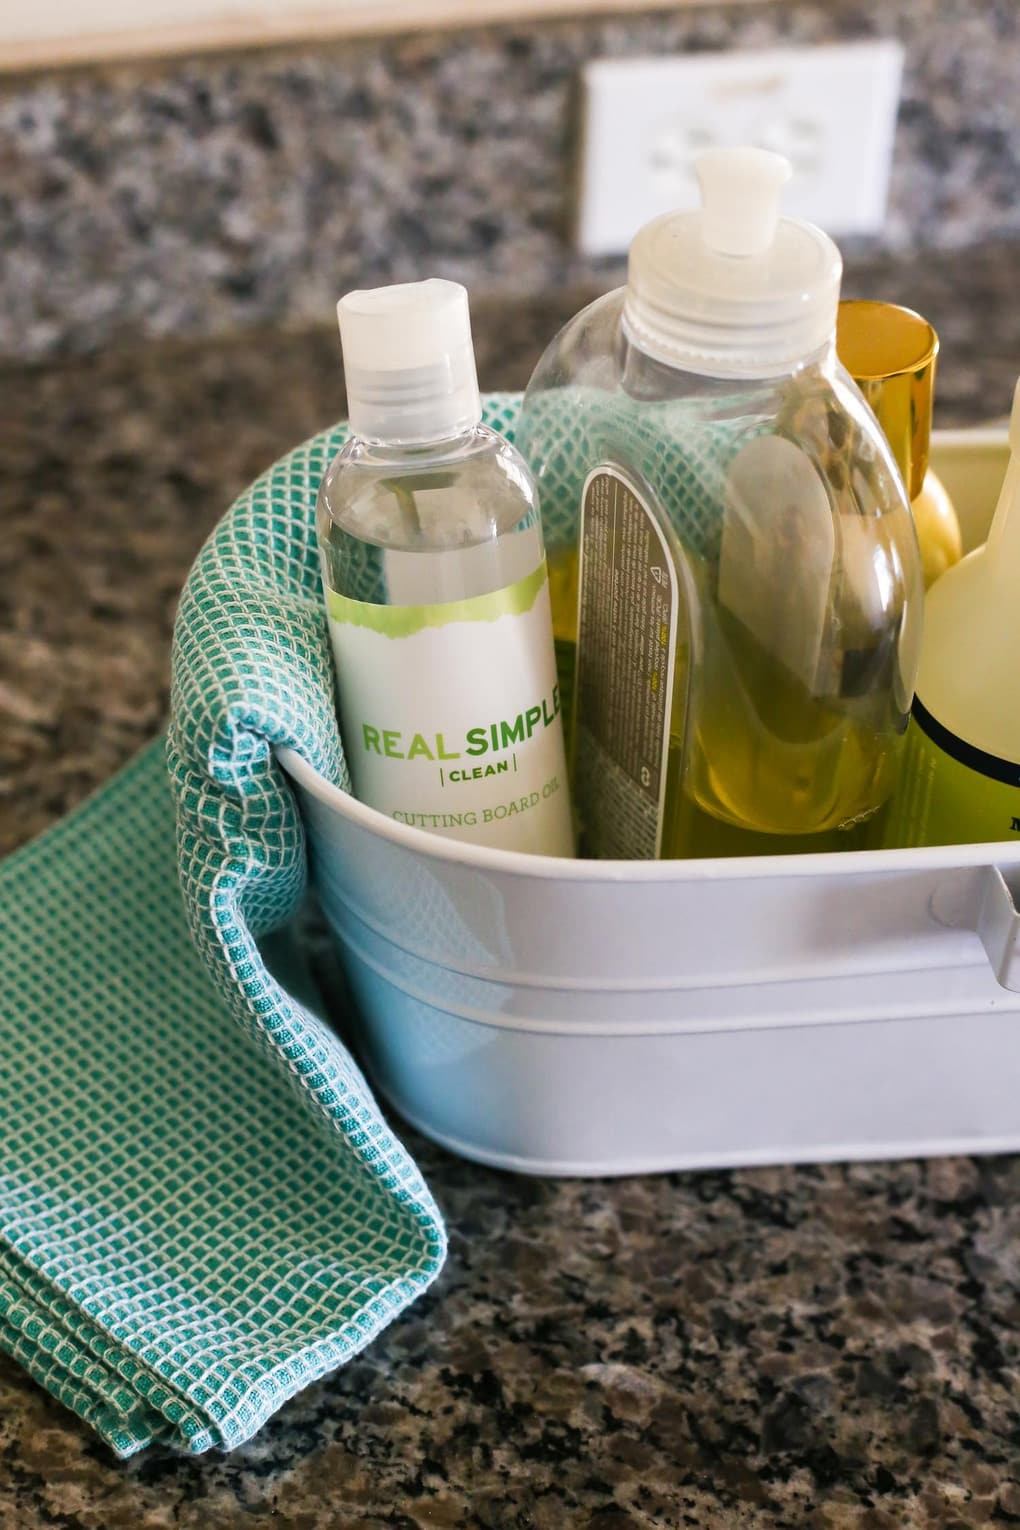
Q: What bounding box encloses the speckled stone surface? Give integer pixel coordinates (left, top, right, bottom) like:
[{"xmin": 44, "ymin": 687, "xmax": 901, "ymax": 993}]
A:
[
  {"xmin": 2, "ymin": 0, "xmax": 1020, "ymax": 360},
  {"xmin": 2, "ymin": 251, "xmax": 1020, "ymax": 1524}
]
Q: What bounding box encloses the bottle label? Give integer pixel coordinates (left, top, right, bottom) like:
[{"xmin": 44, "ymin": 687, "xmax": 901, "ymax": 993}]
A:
[
  {"xmin": 574, "ymin": 465, "xmax": 679, "ymax": 859},
  {"xmin": 884, "ymin": 696, "xmax": 1020, "ymax": 846},
  {"xmin": 326, "ymin": 561, "xmax": 574, "ymax": 856}
]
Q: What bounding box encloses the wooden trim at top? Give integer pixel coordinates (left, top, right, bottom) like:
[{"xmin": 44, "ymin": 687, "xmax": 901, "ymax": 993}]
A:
[{"xmin": 1, "ymin": 0, "xmax": 763, "ymax": 76}]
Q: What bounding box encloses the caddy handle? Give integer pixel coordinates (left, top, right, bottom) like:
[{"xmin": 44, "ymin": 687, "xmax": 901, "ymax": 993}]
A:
[{"xmin": 977, "ymin": 866, "xmax": 1020, "ymax": 992}]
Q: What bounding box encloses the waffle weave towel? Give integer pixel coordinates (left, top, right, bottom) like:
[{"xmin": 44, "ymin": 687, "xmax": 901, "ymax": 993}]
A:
[{"xmin": 0, "ymin": 407, "xmax": 556, "ymax": 1455}]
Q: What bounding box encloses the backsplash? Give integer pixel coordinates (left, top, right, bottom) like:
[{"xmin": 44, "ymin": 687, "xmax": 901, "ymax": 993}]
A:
[{"xmin": 2, "ymin": 0, "xmax": 1017, "ymax": 361}]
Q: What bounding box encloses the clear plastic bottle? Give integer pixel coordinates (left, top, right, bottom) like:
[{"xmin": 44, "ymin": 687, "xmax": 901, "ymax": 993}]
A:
[
  {"xmin": 516, "ymin": 148, "xmax": 923, "ymax": 860},
  {"xmin": 317, "ymin": 279, "xmax": 573, "ymax": 856}
]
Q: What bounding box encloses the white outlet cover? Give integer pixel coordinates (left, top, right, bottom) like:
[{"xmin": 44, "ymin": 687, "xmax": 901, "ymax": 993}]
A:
[{"xmin": 577, "ymin": 41, "xmax": 904, "ymax": 257}]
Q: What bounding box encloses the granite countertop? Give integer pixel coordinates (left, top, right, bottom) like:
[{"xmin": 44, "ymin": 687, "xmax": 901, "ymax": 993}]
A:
[{"xmin": 3, "ymin": 244, "xmax": 1020, "ymax": 1527}]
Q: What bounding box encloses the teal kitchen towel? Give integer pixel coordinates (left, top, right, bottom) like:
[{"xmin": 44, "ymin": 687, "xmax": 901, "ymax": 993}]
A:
[{"xmin": 0, "ymin": 404, "xmax": 565, "ymax": 1455}]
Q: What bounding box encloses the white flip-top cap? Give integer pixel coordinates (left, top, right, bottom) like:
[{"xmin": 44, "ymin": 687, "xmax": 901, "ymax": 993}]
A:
[
  {"xmin": 338, "ymin": 278, "xmax": 482, "ymax": 443},
  {"xmin": 622, "ymin": 146, "xmax": 843, "ymax": 379}
]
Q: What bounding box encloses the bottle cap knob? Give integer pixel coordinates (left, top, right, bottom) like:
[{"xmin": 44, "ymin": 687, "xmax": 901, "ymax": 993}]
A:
[{"xmin": 695, "ymin": 146, "xmax": 792, "ymax": 258}]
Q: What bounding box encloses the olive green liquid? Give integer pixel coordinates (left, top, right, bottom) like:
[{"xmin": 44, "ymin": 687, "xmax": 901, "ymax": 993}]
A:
[{"xmin": 547, "ymin": 544, "xmax": 897, "ymax": 859}]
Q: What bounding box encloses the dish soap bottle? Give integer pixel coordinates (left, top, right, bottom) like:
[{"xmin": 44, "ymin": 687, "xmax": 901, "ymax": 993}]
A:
[
  {"xmin": 317, "ymin": 279, "xmax": 574, "ymax": 856},
  {"xmin": 884, "ymin": 379, "xmax": 1020, "ymax": 847},
  {"xmin": 517, "ymin": 146, "xmax": 924, "ymax": 860},
  {"xmin": 836, "ymin": 299, "xmax": 962, "ymax": 590}
]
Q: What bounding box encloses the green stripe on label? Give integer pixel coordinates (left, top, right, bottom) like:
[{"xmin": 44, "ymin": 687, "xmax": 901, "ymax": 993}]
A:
[{"xmin": 327, "ymin": 560, "xmax": 548, "ymax": 639}]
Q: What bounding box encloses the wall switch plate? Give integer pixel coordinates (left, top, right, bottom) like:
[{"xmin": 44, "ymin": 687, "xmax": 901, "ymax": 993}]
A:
[{"xmin": 576, "ymin": 41, "xmax": 904, "ymax": 257}]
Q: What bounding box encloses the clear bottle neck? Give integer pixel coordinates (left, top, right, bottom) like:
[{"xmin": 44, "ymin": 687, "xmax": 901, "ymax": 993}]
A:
[
  {"xmin": 619, "ymin": 329, "xmax": 837, "ymax": 399},
  {"xmin": 346, "ymin": 421, "xmax": 486, "ymax": 462}
]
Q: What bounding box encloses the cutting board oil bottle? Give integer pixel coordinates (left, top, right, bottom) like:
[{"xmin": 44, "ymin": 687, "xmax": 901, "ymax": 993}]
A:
[
  {"xmin": 884, "ymin": 379, "xmax": 1020, "ymax": 847},
  {"xmin": 317, "ymin": 279, "xmax": 573, "ymax": 856},
  {"xmin": 517, "ymin": 147, "xmax": 924, "ymax": 860}
]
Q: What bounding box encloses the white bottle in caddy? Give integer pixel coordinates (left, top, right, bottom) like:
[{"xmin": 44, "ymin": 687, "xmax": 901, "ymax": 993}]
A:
[{"xmin": 316, "ymin": 278, "xmax": 574, "ymax": 857}]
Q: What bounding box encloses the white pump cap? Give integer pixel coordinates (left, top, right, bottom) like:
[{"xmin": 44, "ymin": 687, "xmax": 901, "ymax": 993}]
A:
[
  {"xmin": 338, "ymin": 278, "xmax": 482, "ymax": 443},
  {"xmin": 622, "ymin": 146, "xmax": 843, "ymax": 379}
]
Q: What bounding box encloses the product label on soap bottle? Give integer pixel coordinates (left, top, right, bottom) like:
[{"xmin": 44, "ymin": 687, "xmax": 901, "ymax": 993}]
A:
[
  {"xmin": 326, "ymin": 561, "xmax": 574, "ymax": 856},
  {"xmin": 883, "ymin": 695, "xmax": 1020, "ymax": 847},
  {"xmin": 573, "ymin": 465, "xmax": 679, "ymax": 859}
]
